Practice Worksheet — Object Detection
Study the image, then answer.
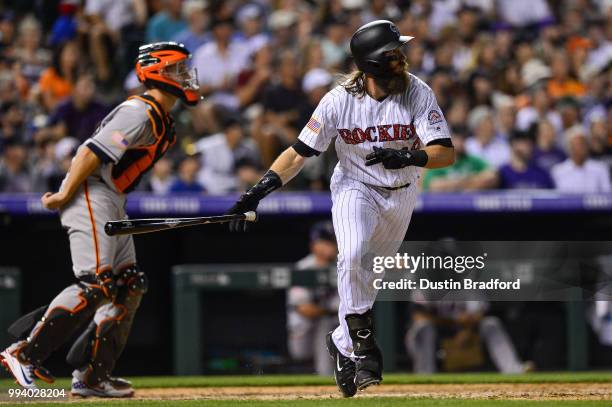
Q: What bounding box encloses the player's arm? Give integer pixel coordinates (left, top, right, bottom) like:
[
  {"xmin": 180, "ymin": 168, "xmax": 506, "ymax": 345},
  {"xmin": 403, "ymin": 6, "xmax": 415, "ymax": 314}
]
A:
[
  {"xmin": 41, "ymin": 146, "xmax": 101, "ymax": 210},
  {"xmin": 420, "ymin": 143, "xmax": 455, "ymax": 169},
  {"xmin": 224, "ymin": 144, "xmax": 309, "ymax": 232}
]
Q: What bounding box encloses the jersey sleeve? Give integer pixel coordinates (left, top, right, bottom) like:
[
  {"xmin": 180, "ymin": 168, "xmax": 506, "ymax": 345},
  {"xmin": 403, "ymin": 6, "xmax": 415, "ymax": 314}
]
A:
[
  {"xmin": 85, "ymin": 101, "xmax": 150, "ymax": 164},
  {"xmin": 409, "ymin": 79, "xmax": 451, "ymax": 146},
  {"xmin": 297, "ymin": 92, "xmax": 337, "ymax": 153}
]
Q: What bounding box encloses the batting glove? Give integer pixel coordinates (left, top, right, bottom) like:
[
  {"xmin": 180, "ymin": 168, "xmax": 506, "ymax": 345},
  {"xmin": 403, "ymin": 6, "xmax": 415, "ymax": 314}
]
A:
[{"xmin": 365, "ymin": 146, "xmax": 413, "ymax": 169}]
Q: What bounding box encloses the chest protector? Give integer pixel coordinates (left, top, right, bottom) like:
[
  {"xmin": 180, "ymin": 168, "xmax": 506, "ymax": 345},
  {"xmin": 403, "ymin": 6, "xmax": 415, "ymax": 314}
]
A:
[{"xmin": 111, "ymin": 94, "xmax": 176, "ymax": 193}]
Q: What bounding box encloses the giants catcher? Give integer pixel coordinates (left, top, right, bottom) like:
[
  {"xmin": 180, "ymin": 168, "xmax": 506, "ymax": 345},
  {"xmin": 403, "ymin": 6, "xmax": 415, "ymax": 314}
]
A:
[
  {"xmin": 226, "ymin": 21, "xmax": 454, "ymax": 396},
  {"xmin": 1, "ymin": 42, "xmax": 200, "ymax": 397}
]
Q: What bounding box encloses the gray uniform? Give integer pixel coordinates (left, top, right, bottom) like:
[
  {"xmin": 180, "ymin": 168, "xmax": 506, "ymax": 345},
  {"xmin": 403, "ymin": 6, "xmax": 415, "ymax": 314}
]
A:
[
  {"xmin": 10, "ymin": 95, "xmax": 163, "ymax": 387},
  {"xmin": 60, "ymin": 97, "xmax": 153, "ymax": 278}
]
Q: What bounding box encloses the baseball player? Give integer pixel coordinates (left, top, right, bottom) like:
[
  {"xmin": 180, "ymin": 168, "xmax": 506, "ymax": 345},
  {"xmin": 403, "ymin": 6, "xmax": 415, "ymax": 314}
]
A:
[
  {"xmin": 0, "ymin": 42, "xmax": 200, "ymax": 397},
  {"xmin": 226, "ymin": 20, "xmax": 454, "ymax": 397}
]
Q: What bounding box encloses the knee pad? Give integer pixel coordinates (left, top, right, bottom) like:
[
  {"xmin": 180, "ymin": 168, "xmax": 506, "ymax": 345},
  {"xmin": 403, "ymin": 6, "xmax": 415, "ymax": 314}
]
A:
[
  {"xmin": 19, "ymin": 283, "xmax": 106, "ymax": 366},
  {"xmin": 118, "ymin": 265, "xmax": 148, "ymax": 296},
  {"xmin": 345, "ymin": 309, "xmax": 377, "ymax": 356}
]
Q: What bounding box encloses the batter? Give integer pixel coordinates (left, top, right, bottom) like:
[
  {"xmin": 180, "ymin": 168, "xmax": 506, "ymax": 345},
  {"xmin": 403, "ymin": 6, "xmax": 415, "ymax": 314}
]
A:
[
  {"xmin": 0, "ymin": 42, "xmax": 200, "ymax": 397},
  {"xmin": 226, "ymin": 20, "xmax": 455, "ymax": 397}
]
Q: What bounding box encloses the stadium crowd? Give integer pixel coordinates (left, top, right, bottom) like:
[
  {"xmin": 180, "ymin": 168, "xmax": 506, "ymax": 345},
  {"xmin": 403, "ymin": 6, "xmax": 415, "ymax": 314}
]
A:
[{"xmin": 0, "ymin": 0, "xmax": 610, "ymax": 195}]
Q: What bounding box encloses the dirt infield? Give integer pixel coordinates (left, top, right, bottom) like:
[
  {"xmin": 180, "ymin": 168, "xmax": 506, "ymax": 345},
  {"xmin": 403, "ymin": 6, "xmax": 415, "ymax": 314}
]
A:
[{"xmin": 96, "ymin": 383, "xmax": 612, "ymax": 401}]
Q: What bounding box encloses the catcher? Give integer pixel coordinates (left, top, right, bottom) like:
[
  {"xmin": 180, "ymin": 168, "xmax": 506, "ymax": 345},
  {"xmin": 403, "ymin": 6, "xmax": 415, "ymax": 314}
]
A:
[{"xmin": 1, "ymin": 42, "xmax": 200, "ymax": 397}]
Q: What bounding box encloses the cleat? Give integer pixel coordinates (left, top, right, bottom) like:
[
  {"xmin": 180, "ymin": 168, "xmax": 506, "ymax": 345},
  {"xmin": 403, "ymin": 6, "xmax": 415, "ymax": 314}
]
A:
[
  {"xmin": 0, "ymin": 344, "xmax": 37, "ymax": 389},
  {"xmin": 70, "ymin": 375, "xmax": 134, "ymax": 398},
  {"xmin": 326, "ymin": 331, "xmax": 357, "ymax": 397},
  {"xmin": 353, "ymin": 348, "xmax": 383, "ymax": 391}
]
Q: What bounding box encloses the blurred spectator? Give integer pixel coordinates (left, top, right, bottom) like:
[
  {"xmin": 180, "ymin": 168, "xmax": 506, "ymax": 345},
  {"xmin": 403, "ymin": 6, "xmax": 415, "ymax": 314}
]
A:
[
  {"xmin": 497, "ymin": 130, "xmax": 554, "ymax": 189},
  {"xmin": 13, "ymin": 15, "xmax": 51, "ymax": 87},
  {"xmin": 256, "ymin": 50, "xmax": 306, "ymax": 166},
  {"xmin": 406, "ymin": 300, "xmax": 531, "ymax": 374},
  {"xmin": 143, "ymin": 157, "xmax": 176, "ymax": 194},
  {"xmin": 46, "ymin": 136, "xmax": 78, "ymax": 191},
  {"xmin": 173, "ymin": 0, "xmax": 210, "ymax": 54},
  {"xmin": 42, "ymin": 72, "xmax": 110, "ymax": 143},
  {"xmin": 320, "ymin": 18, "xmax": 348, "ymax": 70},
  {"xmin": 423, "ymin": 127, "xmax": 496, "ymax": 192},
  {"xmin": 146, "ymin": 0, "xmax": 187, "ymax": 43},
  {"xmin": 194, "ymin": 113, "xmax": 260, "ymax": 194},
  {"xmin": 587, "ymin": 111, "xmax": 612, "ymax": 159},
  {"xmin": 465, "ymin": 106, "xmax": 511, "ymax": 167},
  {"xmin": 169, "ymin": 155, "xmax": 205, "ymax": 193},
  {"xmin": 287, "ymin": 221, "xmax": 338, "ymax": 376},
  {"xmin": 547, "ymin": 50, "xmax": 587, "ymax": 101},
  {"xmin": 516, "ymin": 85, "xmax": 562, "ymax": 135},
  {"xmin": 38, "ymin": 40, "xmax": 79, "ymax": 112},
  {"xmin": 193, "ymin": 17, "xmax": 249, "ymax": 108},
  {"xmin": 84, "ymin": 0, "xmax": 147, "ymax": 84},
  {"xmin": 0, "ymin": 138, "xmax": 37, "ymax": 192},
  {"xmin": 234, "ymin": 44, "xmax": 272, "ymax": 108},
  {"xmin": 496, "ymin": 0, "xmax": 553, "ymax": 27},
  {"xmin": 532, "ymin": 120, "xmax": 566, "ymax": 172},
  {"xmin": 551, "ymin": 125, "xmax": 611, "ymax": 192},
  {"xmin": 267, "ymin": 9, "xmax": 298, "ymax": 51},
  {"xmin": 235, "ymin": 3, "xmax": 269, "ymax": 56}
]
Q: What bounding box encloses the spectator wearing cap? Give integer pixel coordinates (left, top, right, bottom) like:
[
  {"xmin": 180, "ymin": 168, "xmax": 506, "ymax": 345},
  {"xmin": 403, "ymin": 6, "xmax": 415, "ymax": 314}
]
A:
[
  {"xmin": 287, "ymin": 221, "xmax": 338, "ymax": 376},
  {"xmin": 43, "ymin": 72, "xmax": 110, "ymax": 143},
  {"xmin": 465, "ymin": 106, "xmax": 511, "ymax": 168},
  {"xmin": 38, "ymin": 40, "xmax": 79, "ymax": 112},
  {"xmin": 146, "ymin": 0, "xmax": 187, "ymax": 43},
  {"xmin": 173, "ymin": 0, "xmax": 210, "ymax": 55},
  {"xmin": 13, "ymin": 15, "xmax": 51, "ymax": 88},
  {"xmin": 423, "ymin": 126, "xmax": 497, "ymax": 192},
  {"xmin": 267, "ymin": 10, "xmax": 298, "ymax": 51},
  {"xmin": 235, "ymin": 3, "xmax": 269, "ymax": 57},
  {"xmin": 551, "ymin": 125, "xmax": 611, "ymax": 193},
  {"xmin": 496, "ymin": 130, "xmax": 554, "ymax": 190},
  {"xmin": 192, "ymin": 17, "xmax": 249, "ymax": 109},
  {"xmin": 0, "ymin": 138, "xmax": 37, "ymax": 193},
  {"xmin": 532, "ymin": 120, "xmax": 566, "ymax": 172},
  {"xmin": 194, "ymin": 113, "xmax": 260, "ymax": 194},
  {"xmin": 256, "ymin": 50, "xmax": 307, "ymax": 166},
  {"xmin": 169, "ymin": 155, "xmax": 206, "ymax": 193},
  {"xmin": 46, "ymin": 136, "xmax": 78, "ymax": 191}
]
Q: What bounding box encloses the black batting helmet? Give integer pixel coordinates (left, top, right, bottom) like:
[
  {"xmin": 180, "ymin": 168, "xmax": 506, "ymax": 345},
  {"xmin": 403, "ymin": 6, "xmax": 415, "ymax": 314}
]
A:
[{"xmin": 350, "ymin": 20, "xmax": 414, "ymax": 77}]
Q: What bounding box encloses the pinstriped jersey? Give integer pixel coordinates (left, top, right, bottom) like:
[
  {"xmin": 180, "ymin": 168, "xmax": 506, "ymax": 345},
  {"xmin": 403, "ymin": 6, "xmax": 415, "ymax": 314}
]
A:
[{"xmin": 298, "ymin": 73, "xmax": 451, "ymax": 188}]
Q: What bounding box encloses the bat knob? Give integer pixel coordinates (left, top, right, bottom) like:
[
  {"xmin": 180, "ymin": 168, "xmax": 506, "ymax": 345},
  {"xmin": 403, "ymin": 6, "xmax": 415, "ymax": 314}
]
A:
[
  {"xmin": 244, "ymin": 211, "xmax": 257, "ymax": 222},
  {"xmin": 104, "ymin": 222, "xmax": 116, "ymax": 236}
]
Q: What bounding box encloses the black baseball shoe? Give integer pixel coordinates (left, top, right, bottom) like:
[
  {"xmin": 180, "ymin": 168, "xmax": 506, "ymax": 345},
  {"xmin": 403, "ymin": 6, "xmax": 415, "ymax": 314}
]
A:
[
  {"xmin": 325, "ymin": 331, "xmax": 357, "ymax": 398},
  {"xmin": 354, "ymin": 346, "xmax": 383, "ymax": 390}
]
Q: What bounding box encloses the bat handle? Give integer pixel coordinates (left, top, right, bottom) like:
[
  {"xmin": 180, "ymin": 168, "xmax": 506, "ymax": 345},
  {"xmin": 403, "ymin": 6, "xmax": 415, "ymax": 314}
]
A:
[{"xmin": 244, "ymin": 211, "xmax": 258, "ymax": 222}]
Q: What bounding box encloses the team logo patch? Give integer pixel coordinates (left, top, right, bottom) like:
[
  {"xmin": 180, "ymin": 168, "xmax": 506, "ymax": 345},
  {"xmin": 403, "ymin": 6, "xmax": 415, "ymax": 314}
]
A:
[
  {"xmin": 111, "ymin": 131, "xmax": 129, "ymax": 149},
  {"xmin": 306, "ymin": 116, "xmax": 322, "ymax": 134},
  {"xmin": 427, "ymin": 110, "xmax": 443, "ymax": 125}
]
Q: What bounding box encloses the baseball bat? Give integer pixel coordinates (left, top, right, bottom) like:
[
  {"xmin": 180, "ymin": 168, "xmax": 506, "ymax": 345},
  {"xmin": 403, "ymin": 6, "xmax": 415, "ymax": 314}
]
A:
[{"xmin": 104, "ymin": 211, "xmax": 257, "ymax": 236}]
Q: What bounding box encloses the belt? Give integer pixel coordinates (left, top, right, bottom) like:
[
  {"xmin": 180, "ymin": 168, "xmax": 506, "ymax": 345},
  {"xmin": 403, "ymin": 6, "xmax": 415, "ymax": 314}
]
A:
[{"xmin": 382, "ymin": 182, "xmax": 411, "ymax": 191}]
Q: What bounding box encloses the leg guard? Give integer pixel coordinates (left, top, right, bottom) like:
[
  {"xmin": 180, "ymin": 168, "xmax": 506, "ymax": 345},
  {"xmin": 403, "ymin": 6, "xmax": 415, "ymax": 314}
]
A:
[
  {"xmin": 17, "ymin": 283, "xmax": 107, "ymax": 367},
  {"xmin": 74, "ymin": 265, "xmax": 147, "ymax": 386},
  {"xmin": 8, "ymin": 305, "xmax": 48, "ymax": 340},
  {"xmin": 346, "ymin": 310, "xmax": 383, "ymax": 388}
]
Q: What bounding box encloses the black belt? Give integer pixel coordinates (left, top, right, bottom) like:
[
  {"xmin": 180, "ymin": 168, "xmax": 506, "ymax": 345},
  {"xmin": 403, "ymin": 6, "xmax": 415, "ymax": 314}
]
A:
[{"xmin": 382, "ymin": 182, "xmax": 411, "ymax": 191}]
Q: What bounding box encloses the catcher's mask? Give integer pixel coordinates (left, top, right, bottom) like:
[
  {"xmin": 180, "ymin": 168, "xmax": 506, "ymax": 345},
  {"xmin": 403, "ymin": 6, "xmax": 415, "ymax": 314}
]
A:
[{"xmin": 136, "ymin": 42, "xmax": 201, "ymax": 106}]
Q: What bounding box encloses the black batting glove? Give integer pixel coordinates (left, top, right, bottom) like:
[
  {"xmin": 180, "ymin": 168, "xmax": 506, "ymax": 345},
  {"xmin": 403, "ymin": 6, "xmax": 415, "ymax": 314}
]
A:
[
  {"xmin": 226, "ymin": 192, "xmax": 260, "ymax": 232},
  {"xmin": 225, "ymin": 170, "xmax": 282, "ymax": 232},
  {"xmin": 365, "ymin": 146, "xmax": 412, "ymax": 169}
]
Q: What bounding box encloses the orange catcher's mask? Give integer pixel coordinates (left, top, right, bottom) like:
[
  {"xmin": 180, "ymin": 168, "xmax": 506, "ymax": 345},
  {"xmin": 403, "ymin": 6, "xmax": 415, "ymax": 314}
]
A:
[{"xmin": 136, "ymin": 42, "xmax": 201, "ymax": 106}]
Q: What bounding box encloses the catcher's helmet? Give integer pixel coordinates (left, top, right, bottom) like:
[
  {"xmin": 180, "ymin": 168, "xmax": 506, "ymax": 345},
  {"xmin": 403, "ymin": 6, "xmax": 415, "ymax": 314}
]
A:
[
  {"xmin": 136, "ymin": 42, "xmax": 200, "ymax": 106},
  {"xmin": 350, "ymin": 20, "xmax": 414, "ymax": 77}
]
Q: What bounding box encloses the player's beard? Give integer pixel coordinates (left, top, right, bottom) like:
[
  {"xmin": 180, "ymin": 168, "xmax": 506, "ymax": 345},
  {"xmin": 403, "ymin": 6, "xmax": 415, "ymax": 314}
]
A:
[{"xmin": 374, "ymin": 61, "xmax": 410, "ymax": 95}]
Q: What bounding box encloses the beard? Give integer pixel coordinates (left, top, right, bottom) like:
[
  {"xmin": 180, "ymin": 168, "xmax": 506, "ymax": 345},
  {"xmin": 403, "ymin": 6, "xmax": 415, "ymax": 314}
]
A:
[{"xmin": 374, "ymin": 61, "xmax": 410, "ymax": 95}]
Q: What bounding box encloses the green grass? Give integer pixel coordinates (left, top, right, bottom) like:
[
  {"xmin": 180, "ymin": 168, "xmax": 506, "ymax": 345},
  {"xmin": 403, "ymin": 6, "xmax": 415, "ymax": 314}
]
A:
[
  {"xmin": 2, "ymin": 371, "xmax": 612, "ymax": 390},
  {"xmin": 2, "ymin": 400, "xmax": 612, "ymax": 407}
]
